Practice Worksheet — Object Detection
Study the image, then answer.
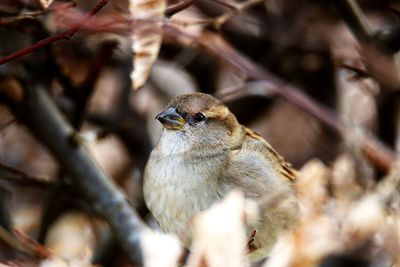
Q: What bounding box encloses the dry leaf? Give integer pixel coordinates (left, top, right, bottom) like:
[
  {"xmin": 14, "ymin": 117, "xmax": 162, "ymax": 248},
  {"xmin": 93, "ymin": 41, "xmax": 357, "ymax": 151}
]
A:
[
  {"xmin": 140, "ymin": 230, "xmax": 183, "ymax": 267},
  {"xmin": 45, "ymin": 212, "xmax": 96, "ymax": 262},
  {"xmin": 296, "ymin": 159, "xmax": 330, "ymax": 214},
  {"xmin": 40, "ymin": 0, "xmax": 54, "ymax": 9},
  {"xmin": 336, "ymin": 68, "xmax": 378, "ymax": 129},
  {"xmin": 264, "ymin": 214, "xmax": 340, "ymax": 267},
  {"xmin": 382, "ymin": 213, "xmax": 400, "ymax": 265},
  {"xmin": 331, "ymin": 153, "xmax": 363, "ymax": 205},
  {"xmin": 169, "ymin": 7, "xmax": 207, "ymax": 38},
  {"xmin": 186, "ymin": 191, "xmax": 252, "ymax": 267},
  {"xmin": 341, "ymin": 194, "xmax": 386, "ymax": 248},
  {"xmin": 130, "ymin": 0, "xmax": 166, "ymax": 89},
  {"xmin": 39, "ymin": 253, "xmax": 95, "ymax": 267}
]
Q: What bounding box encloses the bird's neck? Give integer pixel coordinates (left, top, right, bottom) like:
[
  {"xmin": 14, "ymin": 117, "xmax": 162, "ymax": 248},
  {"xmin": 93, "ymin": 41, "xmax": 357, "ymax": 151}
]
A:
[{"xmin": 157, "ymin": 130, "xmax": 231, "ymax": 159}]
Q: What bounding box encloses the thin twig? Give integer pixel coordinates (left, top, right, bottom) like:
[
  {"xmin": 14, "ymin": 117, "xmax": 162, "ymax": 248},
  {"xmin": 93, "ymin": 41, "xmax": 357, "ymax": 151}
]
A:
[
  {"xmin": 166, "ymin": 0, "xmax": 198, "ymax": 17},
  {"xmin": 216, "ymin": 81, "xmax": 277, "ymax": 102},
  {"xmin": 164, "ymin": 25, "xmax": 398, "ymax": 171},
  {"xmin": 0, "ymin": 226, "xmax": 37, "ymax": 256},
  {"xmin": 71, "ymin": 41, "xmax": 118, "ymax": 129},
  {"xmin": 0, "ymin": 161, "xmax": 50, "ymax": 188},
  {"xmin": 334, "ymin": 0, "xmax": 373, "ymax": 43},
  {"xmin": 163, "ymin": 25, "xmax": 338, "ymax": 128},
  {"xmin": 211, "ymin": 0, "xmax": 261, "ymax": 11},
  {"xmin": 213, "ymin": 0, "xmax": 263, "ymax": 28},
  {"xmin": 0, "ymin": 2, "xmax": 74, "ymax": 26},
  {"xmin": 50, "ymin": 6, "xmax": 130, "ymax": 34},
  {"xmin": 9, "ymin": 84, "xmax": 145, "ymax": 265},
  {"xmin": 0, "ymin": 11, "xmax": 45, "ymax": 25},
  {"xmin": 0, "ymin": 0, "xmax": 109, "ymax": 66},
  {"xmin": 333, "ymin": 1, "xmax": 400, "ymax": 170},
  {"xmin": 0, "ymin": 118, "xmax": 16, "ymax": 133},
  {"xmin": 333, "ymin": 0, "xmax": 400, "ymax": 90},
  {"xmin": 170, "ymin": 0, "xmax": 263, "ymax": 29}
]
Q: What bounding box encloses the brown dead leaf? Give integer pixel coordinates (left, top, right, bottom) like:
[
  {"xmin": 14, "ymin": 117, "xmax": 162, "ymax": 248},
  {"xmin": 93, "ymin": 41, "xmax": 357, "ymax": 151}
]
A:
[
  {"xmin": 264, "ymin": 213, "xmax": 340, "ymax": 267},
  {"xmin": 45, "ymin": 213, "xmax": 96, "ymax": 262},
  {"xmin": 186, "ymin": 191, "xmax": 253, "ymax": 267},
  {"xmin": 140, "ymin": 230, "xmax": 183, "ymax": 267},
  {"xmin": 331, "ymin": 153, "xmax": 364, "ymax": 205},
  {"xmin": 39, "ymin": 0, "xmax": 53, "ymax": 9},
  {"xmin": 296, "ymin": 159, "xmax": 331, "ymax": 214},
  {"xmin": 382, "ymin": 213, "xmax": 400, "ymax": 265},
  {"xmin": 130, "ymin": 0, "xmax": 166, "ymax": 89},
  {"xmin": 340, "ymin": 194, "xmax": 386, "ymax": 249}
]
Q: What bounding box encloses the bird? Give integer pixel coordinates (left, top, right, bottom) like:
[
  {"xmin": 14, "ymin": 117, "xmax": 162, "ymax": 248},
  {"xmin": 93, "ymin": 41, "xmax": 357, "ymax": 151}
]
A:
[{"xmin": 143, "ymin": 92, "xmax": 299, "ymax": 259}]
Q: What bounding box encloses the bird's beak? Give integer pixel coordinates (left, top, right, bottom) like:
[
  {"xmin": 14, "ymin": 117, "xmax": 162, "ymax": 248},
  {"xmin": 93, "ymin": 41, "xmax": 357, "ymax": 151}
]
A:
[{"xmin": 155, "ymin": 107, "xmax": 186, "ymax": 130}]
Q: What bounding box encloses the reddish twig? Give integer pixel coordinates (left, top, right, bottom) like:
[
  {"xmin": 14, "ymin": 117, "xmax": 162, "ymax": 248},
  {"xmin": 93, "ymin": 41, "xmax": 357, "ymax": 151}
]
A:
[
  {"xmin": 166, "ymin": 26, "xmax": 341, "ymax": 130},
  {"xmin": 166, "ymin": 0, "xmax": 198, "ymax": 17},
  {"xmin": 51, "ymin": 6, "xmax": 130, "ymax": 34},
  {"xmin": 0, "ymin": 11, "xmax": 45, "ymax": 26},
  {"xmin": 0, "ymin": 2, "xmax": 75, "ymax": 26},
  {"xmin": 0, "ymin": 0, "xmax": 109, "ymax": 66},
  {"xmin": 163, "ymin": 25, "xmax": 398, "ymax": 171},
  {"xmin": 334, "ymin": 0, "xmax": 400, "ymax": 90}
]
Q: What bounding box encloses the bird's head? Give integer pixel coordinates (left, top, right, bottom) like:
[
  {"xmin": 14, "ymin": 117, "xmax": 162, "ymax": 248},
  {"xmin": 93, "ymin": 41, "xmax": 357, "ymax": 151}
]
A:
[{"xmin": 155, "ymin": 93, "xmax": 242, "ymax": 152}]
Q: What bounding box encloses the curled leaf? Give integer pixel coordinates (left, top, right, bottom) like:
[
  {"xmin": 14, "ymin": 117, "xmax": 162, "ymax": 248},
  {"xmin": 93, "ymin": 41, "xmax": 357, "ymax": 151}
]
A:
[
  {"xmin": 130, "ymin": 0, "xmax": 166, "ymax": 89},
  {"xmin": 187, "ymin": 191, "xmax": 250, "ymax": 267},
  {"xmin": 40, "ymin": 0, "xmax": 54, "ymax": 9}
]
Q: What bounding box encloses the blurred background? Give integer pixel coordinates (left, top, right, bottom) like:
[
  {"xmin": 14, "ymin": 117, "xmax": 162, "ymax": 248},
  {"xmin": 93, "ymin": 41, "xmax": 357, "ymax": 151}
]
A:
[{"xmin": 0, "ymin": 0, "xmax": 399, "ymax": 266}]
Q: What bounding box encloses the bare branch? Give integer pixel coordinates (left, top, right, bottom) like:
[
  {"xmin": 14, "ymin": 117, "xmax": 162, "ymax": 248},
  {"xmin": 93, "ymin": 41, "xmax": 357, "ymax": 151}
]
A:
[
  {"xmin": 8, "ymin": 83, "xmax": 145, "ymax": 265},
  {"xmin": 333, "ymin": 0, "xmax": 373, "ymax": 44},
  {"xmin": 166, "ymin": 0, "xmax": 198, "ymax": 17},
  {"xmin": 0, "ymin": 0, "xmax": 109, "ymax": 66},
  {"xmin": 70, "ymin": 41, "xmax": 118, "ymax": 129},
  {"xmin": 164, "ymin": 25, "xmax": 398, "ymax": 171},
  {"xmin": 0, "ymin": 161, "xmax": 50, "ymax": 188},
  {"xmin": 333, "ymin": 0, "xmax": 400, "ymax": 90},
  {"xmin": 0, "ymin": 2, "xmax": 74, "ymax": 26}
]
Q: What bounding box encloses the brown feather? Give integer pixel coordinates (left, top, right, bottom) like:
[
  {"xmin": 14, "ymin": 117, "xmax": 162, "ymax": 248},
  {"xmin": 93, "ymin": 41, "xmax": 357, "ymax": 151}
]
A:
[{"xmin": 244, "ymin": 128, "xmax": 297, "ymax": 181}]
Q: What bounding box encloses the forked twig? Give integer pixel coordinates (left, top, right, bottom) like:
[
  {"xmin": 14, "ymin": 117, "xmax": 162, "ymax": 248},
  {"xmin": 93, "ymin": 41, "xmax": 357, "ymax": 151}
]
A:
[{"xmin": 0, "ymin": 0, "xmax": 109, "ymax": 66}]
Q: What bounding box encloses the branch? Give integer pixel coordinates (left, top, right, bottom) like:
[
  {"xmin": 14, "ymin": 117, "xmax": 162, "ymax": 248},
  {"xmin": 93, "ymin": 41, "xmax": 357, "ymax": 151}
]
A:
[
  {"xmin": 0, "ymin": 2, "xmax": 75, "ymax": 26},
  {"xmin": 164, "ymin": 25, "xmax": 398, "ymax": 172},
  {"xmin": 0, "ymin": 161, "xmax": 50, "ymax": 188},
  {"xmin": 333, "ymin": 0, "xmax": 400, "ymax": 90},
  {"xmin": 213, "ymin": 0, "xmax": 263, "ymax": 29},
  {"xmin": 0, "ymin": 0, "xmax": 109, "ymax": 66},
  {"xmin": 8, "ymin": 83, "xmax": 145, "ymax": 265},
  {"xmin": 333, "ymin": 0, "xmax": 372, "ymax": 44},
  {"xmin": 166, "ymin": 0, "xmax": 197, "ymax": 17},
  {"xmin": 170, "ymin": 0, "xmax": 263, "ymax": 29},
  {"xmin": 70, "ymin": 41, "xmax": 118, "ymax": 129},
  {"xmin": 333, "ymin": 1, "xmax": 400, "ymax": 171},
  {"xmin": 0, "ymin": 11, "xmax": 46, "ymax": 26}
]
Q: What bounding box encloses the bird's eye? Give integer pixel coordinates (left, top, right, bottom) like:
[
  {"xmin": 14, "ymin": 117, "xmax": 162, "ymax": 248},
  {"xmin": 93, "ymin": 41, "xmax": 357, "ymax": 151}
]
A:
[{"xmin": 192, "ymin": 112, "xmax": 206, "ymax": 123}]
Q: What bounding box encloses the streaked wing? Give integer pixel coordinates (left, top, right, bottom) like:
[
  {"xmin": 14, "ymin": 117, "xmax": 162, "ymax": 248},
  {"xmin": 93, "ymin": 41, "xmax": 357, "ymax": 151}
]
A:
[{"xmin": 244, "ymin": 127, "xmax": 297, "ymax": 181}]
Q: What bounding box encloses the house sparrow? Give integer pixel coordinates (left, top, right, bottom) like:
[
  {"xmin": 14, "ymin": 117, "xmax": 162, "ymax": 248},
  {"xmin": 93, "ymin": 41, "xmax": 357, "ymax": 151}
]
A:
[{"xmin": 144, "ymin": 93, "xmax": 299, "ymax": 258}]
